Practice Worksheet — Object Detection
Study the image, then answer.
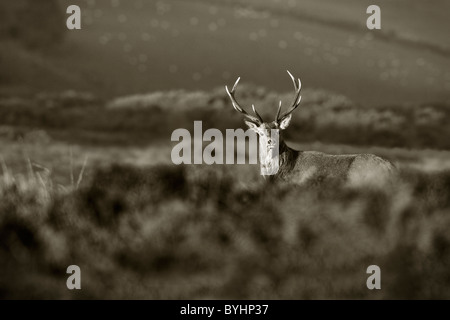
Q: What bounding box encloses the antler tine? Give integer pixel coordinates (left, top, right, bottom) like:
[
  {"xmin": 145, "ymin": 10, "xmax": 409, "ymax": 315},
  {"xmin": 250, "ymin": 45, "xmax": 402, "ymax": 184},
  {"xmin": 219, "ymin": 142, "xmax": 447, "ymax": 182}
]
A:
[
  {"xmin": 225, "ymin": 77, "xmax": 263, "ymax": 124},
  {"xmin": 287, "ymin": 70, "xmax": 298, "ymax": 90},
  {"xmin": 252, "ymin": 104, "xmax": 263, "ymax": 123},
  {"xmin": 275, "ymin": 100, "xmax": 282, "ymax": 122},
  {"xmin": 225, "ymin": 78, "xmax": 243, "ymax": 113},
  {"xmin": 277, "ymin": 71, "xmax": 302, "ymax": 121}
]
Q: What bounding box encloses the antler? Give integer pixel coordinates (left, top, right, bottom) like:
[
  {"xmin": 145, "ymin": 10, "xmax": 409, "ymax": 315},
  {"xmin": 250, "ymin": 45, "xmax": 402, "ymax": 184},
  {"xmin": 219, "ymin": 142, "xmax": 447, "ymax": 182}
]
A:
[
  {"xmin": 226, "ymin": 77, "xmax": 263, "ymax": 124},
  {"xmin": 276, "ymin": 70, "xmax": 302, "ymax": 122}
]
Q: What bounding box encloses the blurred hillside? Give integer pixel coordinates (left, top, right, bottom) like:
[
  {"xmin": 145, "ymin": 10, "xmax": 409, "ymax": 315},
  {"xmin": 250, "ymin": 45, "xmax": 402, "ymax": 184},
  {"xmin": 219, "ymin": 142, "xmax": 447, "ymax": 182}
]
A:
[
  {"xmin": 0, "ymin": 0, "xmax": 65, "ymax": 47},
  {"xmin": 0, "ymin": 0, "xmax": 449, "ymax": 105},
  {"xmin": 230, "ymin": 0, "xmax": 450, "ymax": 50}
]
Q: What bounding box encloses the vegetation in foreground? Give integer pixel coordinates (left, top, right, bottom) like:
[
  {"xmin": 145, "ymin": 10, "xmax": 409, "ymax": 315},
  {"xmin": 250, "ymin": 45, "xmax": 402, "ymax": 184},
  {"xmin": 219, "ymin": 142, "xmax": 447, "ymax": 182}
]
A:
[{"xmin": 1, "ymin": 163, "xmax": 449, "ymax": 299}]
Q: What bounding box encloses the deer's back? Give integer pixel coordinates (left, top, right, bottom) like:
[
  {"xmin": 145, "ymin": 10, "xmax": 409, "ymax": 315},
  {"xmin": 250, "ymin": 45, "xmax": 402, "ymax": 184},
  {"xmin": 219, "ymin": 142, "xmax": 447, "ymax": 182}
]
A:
[{"xmin": 281, "ymin": 151, "xmax": 396, "ymax": 187}]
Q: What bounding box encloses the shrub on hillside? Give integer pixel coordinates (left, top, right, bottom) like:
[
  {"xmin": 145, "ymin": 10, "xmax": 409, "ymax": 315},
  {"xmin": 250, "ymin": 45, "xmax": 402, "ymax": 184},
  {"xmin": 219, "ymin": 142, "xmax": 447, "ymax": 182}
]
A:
[{"xmin": 1, "ymin": 89, "xmax": 450, "ymax": 149}]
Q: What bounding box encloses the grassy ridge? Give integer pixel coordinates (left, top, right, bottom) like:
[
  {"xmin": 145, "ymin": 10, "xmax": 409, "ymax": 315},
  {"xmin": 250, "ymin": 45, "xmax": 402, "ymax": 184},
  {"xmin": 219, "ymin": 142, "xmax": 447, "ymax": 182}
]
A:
[{"xmin": 1, "ymin": 163, "xmax": 450, "ymax": 299}]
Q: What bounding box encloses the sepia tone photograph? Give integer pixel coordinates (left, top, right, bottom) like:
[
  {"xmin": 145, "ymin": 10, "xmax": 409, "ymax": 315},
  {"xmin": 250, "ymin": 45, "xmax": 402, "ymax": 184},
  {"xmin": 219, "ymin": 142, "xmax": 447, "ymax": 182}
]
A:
[{"xmin": 0, "ymin": 0, "xmax": 450, "ymax": 300}]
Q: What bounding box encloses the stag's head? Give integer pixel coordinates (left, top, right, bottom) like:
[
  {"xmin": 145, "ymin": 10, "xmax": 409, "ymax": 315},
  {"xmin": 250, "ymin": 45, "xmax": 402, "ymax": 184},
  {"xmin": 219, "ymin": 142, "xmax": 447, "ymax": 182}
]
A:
[{"xmin": 225, "ymin": 70, "xmax": 302, "ymax": 152}]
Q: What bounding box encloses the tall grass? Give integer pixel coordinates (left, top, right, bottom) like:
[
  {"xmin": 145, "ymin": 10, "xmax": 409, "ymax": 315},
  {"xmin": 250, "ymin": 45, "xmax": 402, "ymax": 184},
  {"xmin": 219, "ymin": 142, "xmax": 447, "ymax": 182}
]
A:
[{"xmin": 1, "ymin": 163, "xmax": 449, "ymax": 299}]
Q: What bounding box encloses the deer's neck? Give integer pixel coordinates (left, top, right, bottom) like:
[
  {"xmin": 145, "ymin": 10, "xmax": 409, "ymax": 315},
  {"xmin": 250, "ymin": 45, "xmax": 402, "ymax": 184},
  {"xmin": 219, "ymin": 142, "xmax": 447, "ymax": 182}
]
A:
[
  {"xmin": 260, "ymin": 139, "xmax": 298, "ymax": 178},
  {"xmin": 277, "ymin": 140, "xmax": 299, "ymax": 176}
]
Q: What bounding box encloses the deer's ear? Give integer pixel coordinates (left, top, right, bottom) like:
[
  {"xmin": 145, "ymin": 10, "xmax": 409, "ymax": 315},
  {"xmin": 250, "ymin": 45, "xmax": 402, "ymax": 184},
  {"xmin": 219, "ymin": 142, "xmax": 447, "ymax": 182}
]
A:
[
  {"xmin": 244, "ymin": 120, "xmax": 260, "ymax": 132},
  {"xmin": 278, "ymin": 114, "xmax": 292, "ymax": 130}
]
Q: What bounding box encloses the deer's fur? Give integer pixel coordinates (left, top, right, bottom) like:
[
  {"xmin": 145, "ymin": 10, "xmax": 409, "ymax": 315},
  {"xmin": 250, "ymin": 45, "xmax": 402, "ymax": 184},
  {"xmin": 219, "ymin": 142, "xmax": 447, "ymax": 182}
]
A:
[{"xmin": 274, "ymin": 140, "xmax": 396, "ymax": 187}]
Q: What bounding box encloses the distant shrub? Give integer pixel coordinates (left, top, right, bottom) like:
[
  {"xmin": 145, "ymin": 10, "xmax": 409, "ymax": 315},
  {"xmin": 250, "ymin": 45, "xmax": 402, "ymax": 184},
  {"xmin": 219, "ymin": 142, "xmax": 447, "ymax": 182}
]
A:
[
  {"xmin": 1, "ymin": 89, "xmax": 450, "ymax": 149},
  {"xmin": 107, "ymin": 90, "xmax": 213, "ymax": 111}
]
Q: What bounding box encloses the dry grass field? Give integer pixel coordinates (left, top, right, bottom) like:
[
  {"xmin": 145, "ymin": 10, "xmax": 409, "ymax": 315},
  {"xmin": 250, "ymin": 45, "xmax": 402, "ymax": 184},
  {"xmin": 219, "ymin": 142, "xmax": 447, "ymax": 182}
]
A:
[{"xmin": 1, "ymin": 90, "xmax": 450, "ymax": 299}]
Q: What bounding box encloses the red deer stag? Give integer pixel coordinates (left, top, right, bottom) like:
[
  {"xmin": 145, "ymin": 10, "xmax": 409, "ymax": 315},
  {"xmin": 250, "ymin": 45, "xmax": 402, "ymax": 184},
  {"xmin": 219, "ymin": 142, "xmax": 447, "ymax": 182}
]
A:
[{"xmin": 226, "ymin": 71, "xmax": 397, "ymax": 187}]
